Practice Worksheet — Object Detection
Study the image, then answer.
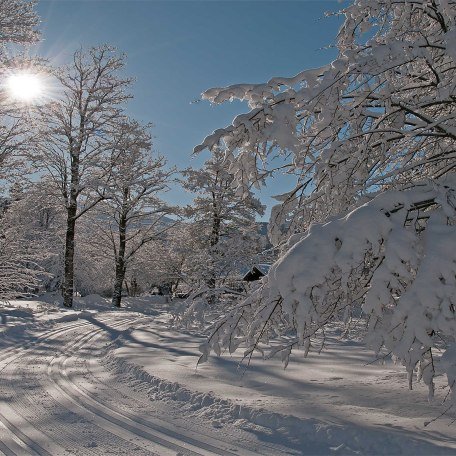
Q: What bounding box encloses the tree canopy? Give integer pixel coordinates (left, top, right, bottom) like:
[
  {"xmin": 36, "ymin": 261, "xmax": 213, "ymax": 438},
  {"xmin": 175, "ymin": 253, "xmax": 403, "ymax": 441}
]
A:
[{"xmin": 196, "ymin": 0, "xmax": 456, "ymax": 403}]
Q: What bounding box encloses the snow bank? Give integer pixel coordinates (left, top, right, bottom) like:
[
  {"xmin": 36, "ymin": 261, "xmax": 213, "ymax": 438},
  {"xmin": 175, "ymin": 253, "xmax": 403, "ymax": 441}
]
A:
[
  {"xmin": 102, "ymin": 316, "xmax": 452, "ymax": 455},
  {"xmin": 103, "ymin": 332, "xmax": 455, "ymax": 455}
]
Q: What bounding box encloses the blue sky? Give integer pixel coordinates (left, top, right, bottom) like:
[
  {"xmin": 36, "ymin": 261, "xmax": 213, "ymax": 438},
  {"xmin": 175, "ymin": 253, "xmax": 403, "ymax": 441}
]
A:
[{"xmin": 36, "ymin": 0, "xmax": 343, "ymax": 218}]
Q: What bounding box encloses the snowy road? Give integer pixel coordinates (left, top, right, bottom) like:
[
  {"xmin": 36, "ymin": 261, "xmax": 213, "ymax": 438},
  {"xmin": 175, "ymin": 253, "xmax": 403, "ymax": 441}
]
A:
[
  {"xmin": 2, "ymin": 300, "xmax": 456, "ymax": 455},
  {"xmin": 0, "ymin": 312, "xmax": 281, "ymax": 456}
]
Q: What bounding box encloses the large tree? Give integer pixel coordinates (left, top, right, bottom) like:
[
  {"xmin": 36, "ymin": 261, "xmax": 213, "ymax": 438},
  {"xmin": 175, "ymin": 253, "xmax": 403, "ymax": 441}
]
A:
[
  {"xmin": 93, "ymin": 119, "xmax": 174, "ymax": 307},
  {"xmin": 196, "ymin": 1, "xmax": 456, "ymax": 403},
  {"xmin": 33, "ymin": 46, "xmax": 132, "ymax": 307},
  {"xmin": 174, "ymin": 150, "xmax": 266, "ymax": 328},
  {"xmin": 182, "ymin": 149, "xmax": 265, "ymax": 290}
]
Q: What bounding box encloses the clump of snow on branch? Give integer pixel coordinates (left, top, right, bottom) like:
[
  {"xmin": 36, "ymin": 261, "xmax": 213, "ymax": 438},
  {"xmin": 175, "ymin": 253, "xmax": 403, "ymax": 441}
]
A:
[{"xmin": 196, "ymin": 0, "xmax": 456, "ymax": 244}]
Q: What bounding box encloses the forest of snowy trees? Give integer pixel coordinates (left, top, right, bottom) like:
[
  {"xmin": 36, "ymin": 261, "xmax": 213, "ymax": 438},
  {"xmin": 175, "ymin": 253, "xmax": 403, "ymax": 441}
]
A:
[
  {"xmin": 0, "ymin": 2, "xmax": 267, "ymax": 308},
  {"xmin": 1, "ymin": 0, "xmax": 456, "ymax": 411}
]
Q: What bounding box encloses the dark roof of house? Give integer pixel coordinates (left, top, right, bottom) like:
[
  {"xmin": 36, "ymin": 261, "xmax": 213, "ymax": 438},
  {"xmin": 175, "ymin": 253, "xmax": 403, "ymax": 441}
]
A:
[{"xmin": 242, "ymin": 264, "xmax": 271, "ymax": 282}]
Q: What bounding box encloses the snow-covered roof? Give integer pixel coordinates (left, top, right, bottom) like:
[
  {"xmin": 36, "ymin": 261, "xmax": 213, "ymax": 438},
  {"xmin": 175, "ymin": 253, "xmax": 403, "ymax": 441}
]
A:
[{"xmin": 256, "ymin": 264, "xmax": 271, "ymax": 275}]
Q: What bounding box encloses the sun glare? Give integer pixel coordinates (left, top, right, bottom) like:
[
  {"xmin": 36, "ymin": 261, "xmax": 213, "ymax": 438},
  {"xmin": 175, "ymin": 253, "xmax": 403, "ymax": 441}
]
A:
[{"xmin": 7, "ymin": 73, "xmax": 44, "ymax": 102}]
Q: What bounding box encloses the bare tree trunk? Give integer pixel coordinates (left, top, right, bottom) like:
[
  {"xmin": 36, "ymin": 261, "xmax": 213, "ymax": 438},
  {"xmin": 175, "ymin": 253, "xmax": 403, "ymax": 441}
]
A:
[
  {"xmin": 62, "ymin": 210, "xmax": 76, "ymax": 307},
  {"xmin": 112, "ymin": 205, "xmax": 127, "ymax": 307},
  {"xmin": 111, "ymin": 262, "xmax": 125, "ymax": 307},
  {"xmin": 62, "ymin": 156, "xmax": 79, "ymax": 308},
  {"xmin": 207, "ymin": 197, "xmax": 221, "ymax": 289}
]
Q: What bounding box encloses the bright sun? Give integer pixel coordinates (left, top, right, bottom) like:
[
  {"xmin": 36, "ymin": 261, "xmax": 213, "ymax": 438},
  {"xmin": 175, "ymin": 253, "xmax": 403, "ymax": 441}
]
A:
[{"xmin": 7, "ymin": 73, "xmax": 43, "ymax": 102}]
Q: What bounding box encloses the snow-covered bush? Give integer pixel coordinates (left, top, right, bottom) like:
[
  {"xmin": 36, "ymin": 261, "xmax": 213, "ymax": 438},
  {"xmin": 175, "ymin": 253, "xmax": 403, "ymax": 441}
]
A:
[{"xmin": 0, "ymin": 190, "xmax": 49, "ymax": 300}]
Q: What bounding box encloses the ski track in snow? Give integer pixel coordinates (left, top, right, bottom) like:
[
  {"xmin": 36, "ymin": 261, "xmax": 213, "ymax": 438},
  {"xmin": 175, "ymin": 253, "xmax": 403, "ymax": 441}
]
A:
[
  {"xmin": 2, "ymin": 301, "xmax": 456, "ymax": 455},
  {"xmin": 0, "ymin": 311, "xmax": 283, "ymax": 456}
]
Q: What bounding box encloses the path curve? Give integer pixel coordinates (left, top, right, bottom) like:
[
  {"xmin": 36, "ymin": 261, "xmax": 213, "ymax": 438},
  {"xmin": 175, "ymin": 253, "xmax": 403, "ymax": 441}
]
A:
[{"xmin": 0, "ymin": 311, "xmax": 277, "ymax": 456}]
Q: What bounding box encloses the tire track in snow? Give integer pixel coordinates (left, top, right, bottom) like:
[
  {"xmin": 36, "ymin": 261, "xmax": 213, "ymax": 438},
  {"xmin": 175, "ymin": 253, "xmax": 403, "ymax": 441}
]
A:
[
  {"xmin": 0, "ymin": 318, "xmax": 107, "ymax": 456},
  {"xmin": 63, "ymin": 320, "xmax": 284, "ymax": 456},
  {"xmin": 77, "ymin": 353, "xmax": 274, "ymax": 456},
  {"xmin": 0, "ymin": 318, "xmax": 93, "ymax": 364},
  {"xmin": 0, "ymin": 314, "xmax": 151, "ymax": 455},
  {"xmin": 49, "ymin": 316, "xmax": 245, "ymax": 455},
  {"xmin": 0, "ymin": 311, "xmax": 276, "ymax": 455}
]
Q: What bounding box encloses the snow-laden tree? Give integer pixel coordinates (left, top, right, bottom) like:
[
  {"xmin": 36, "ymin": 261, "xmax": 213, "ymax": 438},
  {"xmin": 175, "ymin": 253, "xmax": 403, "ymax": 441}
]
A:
[
  {"xmin": 176, "ymin": 150, "xmax": 265, "ymax": 327},
  {"xmin": 0, "ymin": 0, "xmax": 39, "ymax": 177},
  {"xmin": 197, "ymin": 0, "xmax": 456, "ymax": 243},
  {"xmin": 32, "ymin": 46, "xmax": 132, "ymax": 307},
  {"xmin": 91, "ymin": 119, "xmax": 175, "ymax": 307},
  {"xmin": 182, "ymin": 149, "xmax": 265, "ymax": 289},
  {"xmin": 0, "ymin": 182, "xmax": 55, "ymax": 300},
  {"xmin": 5, "ymin": 181, "xmax": 65, "ymax": 291},
  {"xmin": 196, "ymin": 1, "xmax": 456, "ymax": 402}
]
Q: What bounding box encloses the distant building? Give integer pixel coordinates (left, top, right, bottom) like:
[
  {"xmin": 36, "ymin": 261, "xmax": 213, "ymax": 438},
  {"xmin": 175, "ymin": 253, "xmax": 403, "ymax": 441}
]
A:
[{"xmin": 242, "ymin": 264, "xmax": 271, "ymax": 282}]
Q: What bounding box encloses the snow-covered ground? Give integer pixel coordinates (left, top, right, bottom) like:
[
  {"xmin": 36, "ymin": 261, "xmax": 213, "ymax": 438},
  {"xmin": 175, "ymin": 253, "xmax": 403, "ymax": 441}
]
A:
[{"xmin": 1, "ymin": 295, "xmax": 455, "ymax": 455}]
